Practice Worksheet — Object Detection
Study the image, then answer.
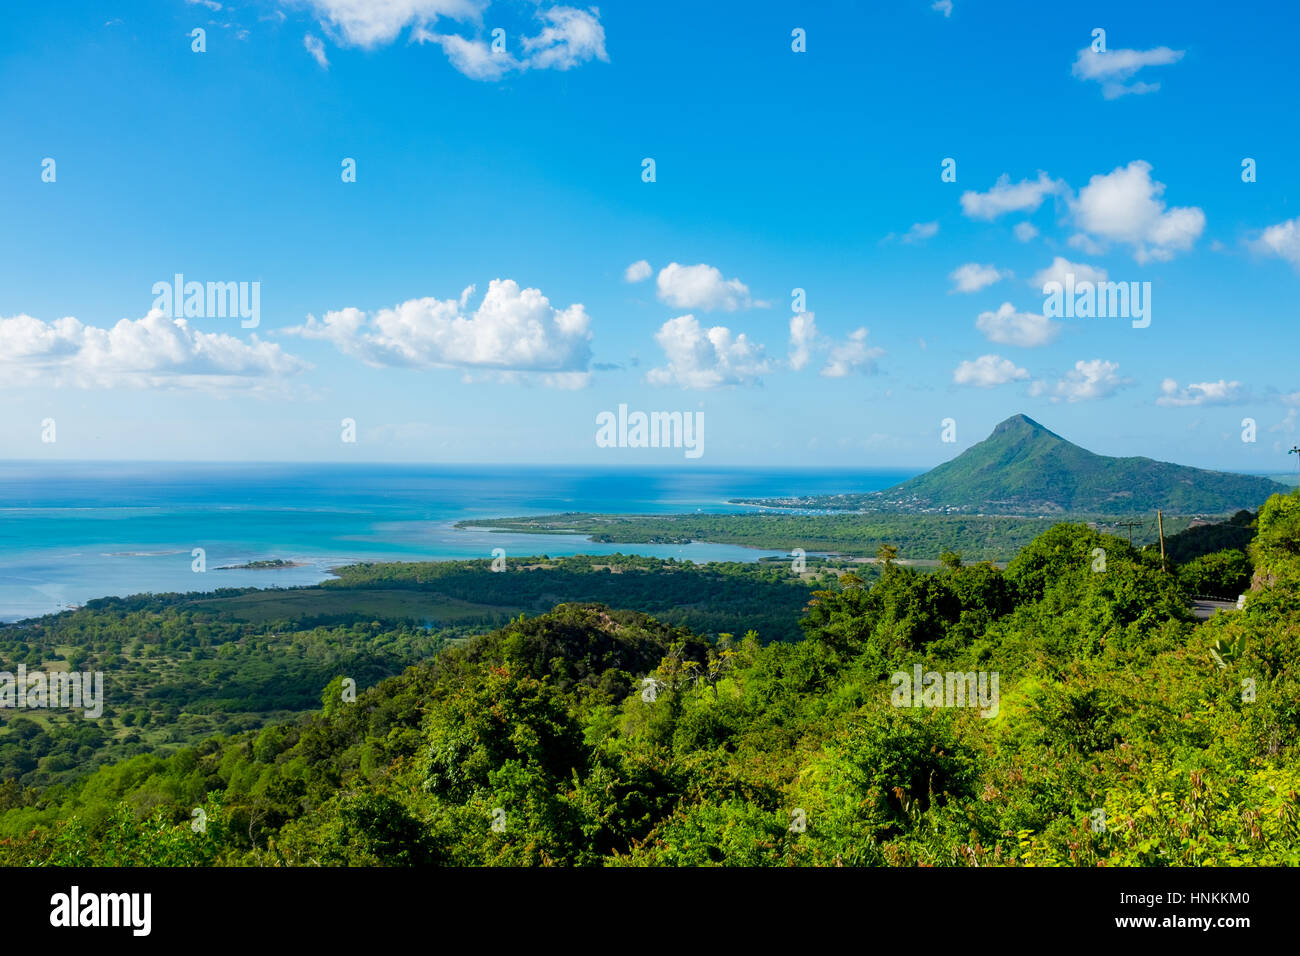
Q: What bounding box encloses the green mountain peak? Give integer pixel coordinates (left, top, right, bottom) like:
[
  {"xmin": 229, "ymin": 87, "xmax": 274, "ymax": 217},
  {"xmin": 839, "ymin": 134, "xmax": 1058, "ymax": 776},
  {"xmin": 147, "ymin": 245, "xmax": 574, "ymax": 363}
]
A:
[{"xmin": 884, "ymin": 415, "xmax": 1284, "ymax": 515}]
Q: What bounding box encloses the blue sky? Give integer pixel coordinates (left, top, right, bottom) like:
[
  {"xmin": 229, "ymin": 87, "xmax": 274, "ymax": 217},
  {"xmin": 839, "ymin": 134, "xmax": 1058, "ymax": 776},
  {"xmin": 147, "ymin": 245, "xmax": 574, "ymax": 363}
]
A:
[{"xmin": 1, "ymin": 0, "xmax": 1297, "ymax": 470}]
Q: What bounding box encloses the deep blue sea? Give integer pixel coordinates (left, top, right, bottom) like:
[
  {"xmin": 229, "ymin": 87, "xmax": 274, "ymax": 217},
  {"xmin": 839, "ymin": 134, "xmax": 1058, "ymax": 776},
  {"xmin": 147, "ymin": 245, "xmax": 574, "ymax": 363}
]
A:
[{"xmin": 0, "ymin": 462, "xmax": 917, "ymax": 622}]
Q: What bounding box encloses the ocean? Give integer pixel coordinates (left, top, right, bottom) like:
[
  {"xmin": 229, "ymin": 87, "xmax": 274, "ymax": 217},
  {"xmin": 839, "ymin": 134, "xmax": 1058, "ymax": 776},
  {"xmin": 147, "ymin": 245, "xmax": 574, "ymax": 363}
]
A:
[{"xmin": 0, "ymin": 462, "xmax": 916, "ymax": 622}]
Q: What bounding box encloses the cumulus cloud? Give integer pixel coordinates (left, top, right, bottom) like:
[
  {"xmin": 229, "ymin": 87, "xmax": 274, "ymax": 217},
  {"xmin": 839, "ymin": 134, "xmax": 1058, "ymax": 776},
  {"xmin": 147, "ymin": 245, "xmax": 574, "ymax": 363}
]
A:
[
  {"xmin": 1251, "ymin": 216, "xmax": 1300, "ymax": 270},
  {"xmin": 953, "ymin": 354, "xmax": 1029, "ymax": 388},
  {"xmin": 655, "ymin": 262, "xmax": 753, "ymax": 312},
  {"xmin": 303, "ymin": 33, "xmax": 329, "ymax": 68},
  {"xmin": 1156, "ymin": 378, "xmax": 1246, "ymax": 407},
  {"xmin": 647, "ymin": 315, "xmax": 770, "ymax": 388},
  {"xmin": 821, "ymin": 328, "xmax": 885, "ymax": 378},
  {"xmin": 975, "ymin": 302, "xmax": 1060, "ymax": 348},
  {"xmin": 1068, "ymin": 161, "xmax": 1204, "ymax": 263},
  {"xmin": 788, "ymin": 313, "xmax": 817, "ymax": 371},
  {"xmin": 519, "ymin": 5, "xmax": 607, "ymax": 70},
  {"xmin": 1030, "ymin": 359, "xmax": 1130, "ymax": 403},
  {"xmin": 296, "ymin": 2, "xmax": 608, "ymax": 80},
  {"xmin": 624, "ymin": 259, "xmax": 652, "ymax": 283},
  {"xmin": 283, "ymin": 278, "xmax": 593, "ymax": 385},
  {"xmin": 420, "ymin": 31, "xmax": 517, "ymax": 79},
  {"xmin": 296, "ymin": 0, "xmax": 484, "ymax": 48},
  {"xmin": 414, "ymin": 5, "xmax": 608, "ymax": 79},
  {"xmin": 1013, "ymin": 222, "xmax": 1039, "ymax": 242},
  {"xmin": 1072, "ymin": 45, "xmax": 1184, "ymax": 99},
  {"xmin": 1030, "ymin": 256, "xmax": 1108, "ymax": 290},
  {"xmin": 787, "ymin": 314, "xmax": 884, "ymax": 377},
  {"xmin": 960, "ymin": 171, "xmax": 1063, "ymax": 220},
  {"xmin": 949, "ymin": 262, "xmax": 1010, "ymax": 293},
  {"xmin": 0, "ymin": 310, "xmax": 308, "ymax": 391}
]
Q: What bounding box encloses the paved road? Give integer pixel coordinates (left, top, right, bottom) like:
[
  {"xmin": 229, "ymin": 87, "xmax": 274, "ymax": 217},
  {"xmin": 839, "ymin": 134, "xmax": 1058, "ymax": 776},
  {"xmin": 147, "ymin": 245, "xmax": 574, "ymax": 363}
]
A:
[{"xmin": 1191, "ymin": 599, "xmax": 1238, "ymax": 620}]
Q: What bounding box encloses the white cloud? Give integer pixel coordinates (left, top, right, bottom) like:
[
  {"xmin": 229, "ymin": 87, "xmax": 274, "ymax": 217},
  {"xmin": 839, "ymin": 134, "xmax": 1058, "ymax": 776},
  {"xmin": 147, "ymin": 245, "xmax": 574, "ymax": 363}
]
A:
[
  {"xmin": 283, "ymin": 278, "xmax": 593, "ymax": 384},
  {"xmin": 297, "ymin": 0, "xmax": 483, "ymax": 48},
  {"xmin": 304, "ymin": 33, "xmax": 329, "ymax": 68},
  {"xmin": 1069, "ymin": 160, "xmax": 1204, "ymax": 263},
  {"xmin": 1033, "ymin": 359, "xmax": 1130, "ymax": 403},
  {"xmin": 0, "ymin": 310, "xmax": 308, "ymax": 391},
  {"xmin": 949, "ymin": 262, "xmax": 1010, "ymax": 293},
  {"xmin": 423, "ymin": 31, "xmax": 518, "ymax": 80},
  {"xmin": 297, "ymin": 2, "xmax": 608, "ymax": 81},
  {"xmin": 787, "ymin": 314, "xmax": 884, "ymax": 376},
  {"xmin": 901, "ymin": 221, "xmax": 939, "ymax": 244},
  {"xmin": 519, "ymin": 5, "xmax": 608, "ymax": 71},
  {"xmin": 1013, "ymin": 222, "xmax": 1039, "ymax": 242},
  {"xmin": 975, "ymin": 302, "xmax": 1060, "ymax": 348},
  {"xmin": 788, "ymin": 313, "xmax": 817, "ymax": 371},
  {"xmin": 931, "ymin": 0, "xmax": 953, "ymax": 17},
  {"xmin": 1156, "ymin": 378, "xmax": 1245, "ymax": 407},
  {"xmin": 1030, "ymin": 256, "xmax": 1108, "ymax": 290},
  {"xmin": 624, "ymin": 259, "xmax": 652, "ymax": 283},
  {"xmin": 647, "ymin": 314, "xmax": 770, "ymax": 388},
  {"xmin": 960, "ymin": 171, "xmax": 1062, "ymax": 220},
  {"xmin": 1251, "ymin": 216, "xmax": 1300, "ymax": 270},
  {"xmin": 820, "ymin": 328, "xmax": 884, "ymax": 378},
  {"xmin": 1072, "ymin": 45, "xmax": 1184, "ymax": 99},
  {"xmin": 656, "ymin": 262, "xmax": 752, "ymax": 312},
  {"xmin": 414, "ymin": 4, "xmax": 608, "ymax": 79},
  {"xmin": 953, "ymin": 354, "xmax": 1029, "ymax": 388}
]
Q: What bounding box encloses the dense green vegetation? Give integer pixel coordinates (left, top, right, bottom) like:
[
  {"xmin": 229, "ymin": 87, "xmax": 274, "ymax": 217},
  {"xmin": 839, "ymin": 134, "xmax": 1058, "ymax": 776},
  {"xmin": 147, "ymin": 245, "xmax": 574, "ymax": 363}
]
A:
[
  {"xmin": 1176, "ymin": 549, "xmax": 1253, "ymax": 600},
  {"xmin": 0, "ymin": 596, "xmax": 448, "ymax": 790},
  {"xmin": 2, "ymin": 492, "xmax": 1297, "ymax": 867},
  {"xmin": 319, "ymin": 553, "xmax": 839, "ymax": 642},
  {"xmin": 458, "ymin": 512, "xmax": 1194, "ymax": 563},
  {"xmin": 1150, "ymin": 510, "xmax": 1258, "ymax": 599},
  {"xmin": 1160, "ymin": 509, "xmax": 1257, "ymax": 565},
  {"xmin": 739, "ymin": 415, "xmax": 1286, "ymax": 516},
  {"xmin": 0, "ymin": 556, "xmax": 831, "ymax": 790}
]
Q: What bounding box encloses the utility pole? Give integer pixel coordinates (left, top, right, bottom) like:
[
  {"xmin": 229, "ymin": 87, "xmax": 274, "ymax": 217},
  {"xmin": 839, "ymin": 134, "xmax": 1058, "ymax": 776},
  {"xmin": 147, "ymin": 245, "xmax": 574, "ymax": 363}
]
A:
[
  {"xmin": 1117, "ymin": 520, "xmax": 1143, "ymax": 547},
  {"xmin": 1290, "ymin": 446, "xmax": 1300, "ymax": 485},
  {"xmin": 1157, "ymin": 510, "xmax": 1166, "ymax": 573}
]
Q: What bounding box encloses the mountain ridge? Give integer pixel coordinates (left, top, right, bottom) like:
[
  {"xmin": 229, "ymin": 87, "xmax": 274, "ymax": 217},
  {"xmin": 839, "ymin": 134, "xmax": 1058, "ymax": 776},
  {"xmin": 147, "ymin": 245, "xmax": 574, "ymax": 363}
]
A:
[{"xmin": 881, "ymin": 414, "xmax": 1286, "ymax": 515}]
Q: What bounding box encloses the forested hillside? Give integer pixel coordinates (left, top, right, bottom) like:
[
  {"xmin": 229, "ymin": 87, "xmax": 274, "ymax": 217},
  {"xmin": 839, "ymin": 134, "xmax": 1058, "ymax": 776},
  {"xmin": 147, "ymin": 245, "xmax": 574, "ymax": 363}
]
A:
[
  {"xmin": 0, "ymin": 556, "xmax": 833, "ymax": 790},
  {"xmin": 1, "ymin": 494, "xmax": 1297, "ymax": 866}
]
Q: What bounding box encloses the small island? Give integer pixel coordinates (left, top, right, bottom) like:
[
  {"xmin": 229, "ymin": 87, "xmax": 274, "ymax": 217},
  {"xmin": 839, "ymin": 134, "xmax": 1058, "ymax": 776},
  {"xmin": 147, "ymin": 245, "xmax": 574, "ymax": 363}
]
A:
[{"xmin": 214, "ymin": 558, "xmax": 308, "ymax": 571}]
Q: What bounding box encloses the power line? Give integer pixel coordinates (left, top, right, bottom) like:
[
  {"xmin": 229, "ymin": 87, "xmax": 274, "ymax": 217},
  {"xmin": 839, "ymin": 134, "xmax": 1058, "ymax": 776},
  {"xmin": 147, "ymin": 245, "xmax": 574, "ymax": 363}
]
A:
[{"xmin": 1115, "ymin": 520, "xmax": 1143, "ymax": 547}]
